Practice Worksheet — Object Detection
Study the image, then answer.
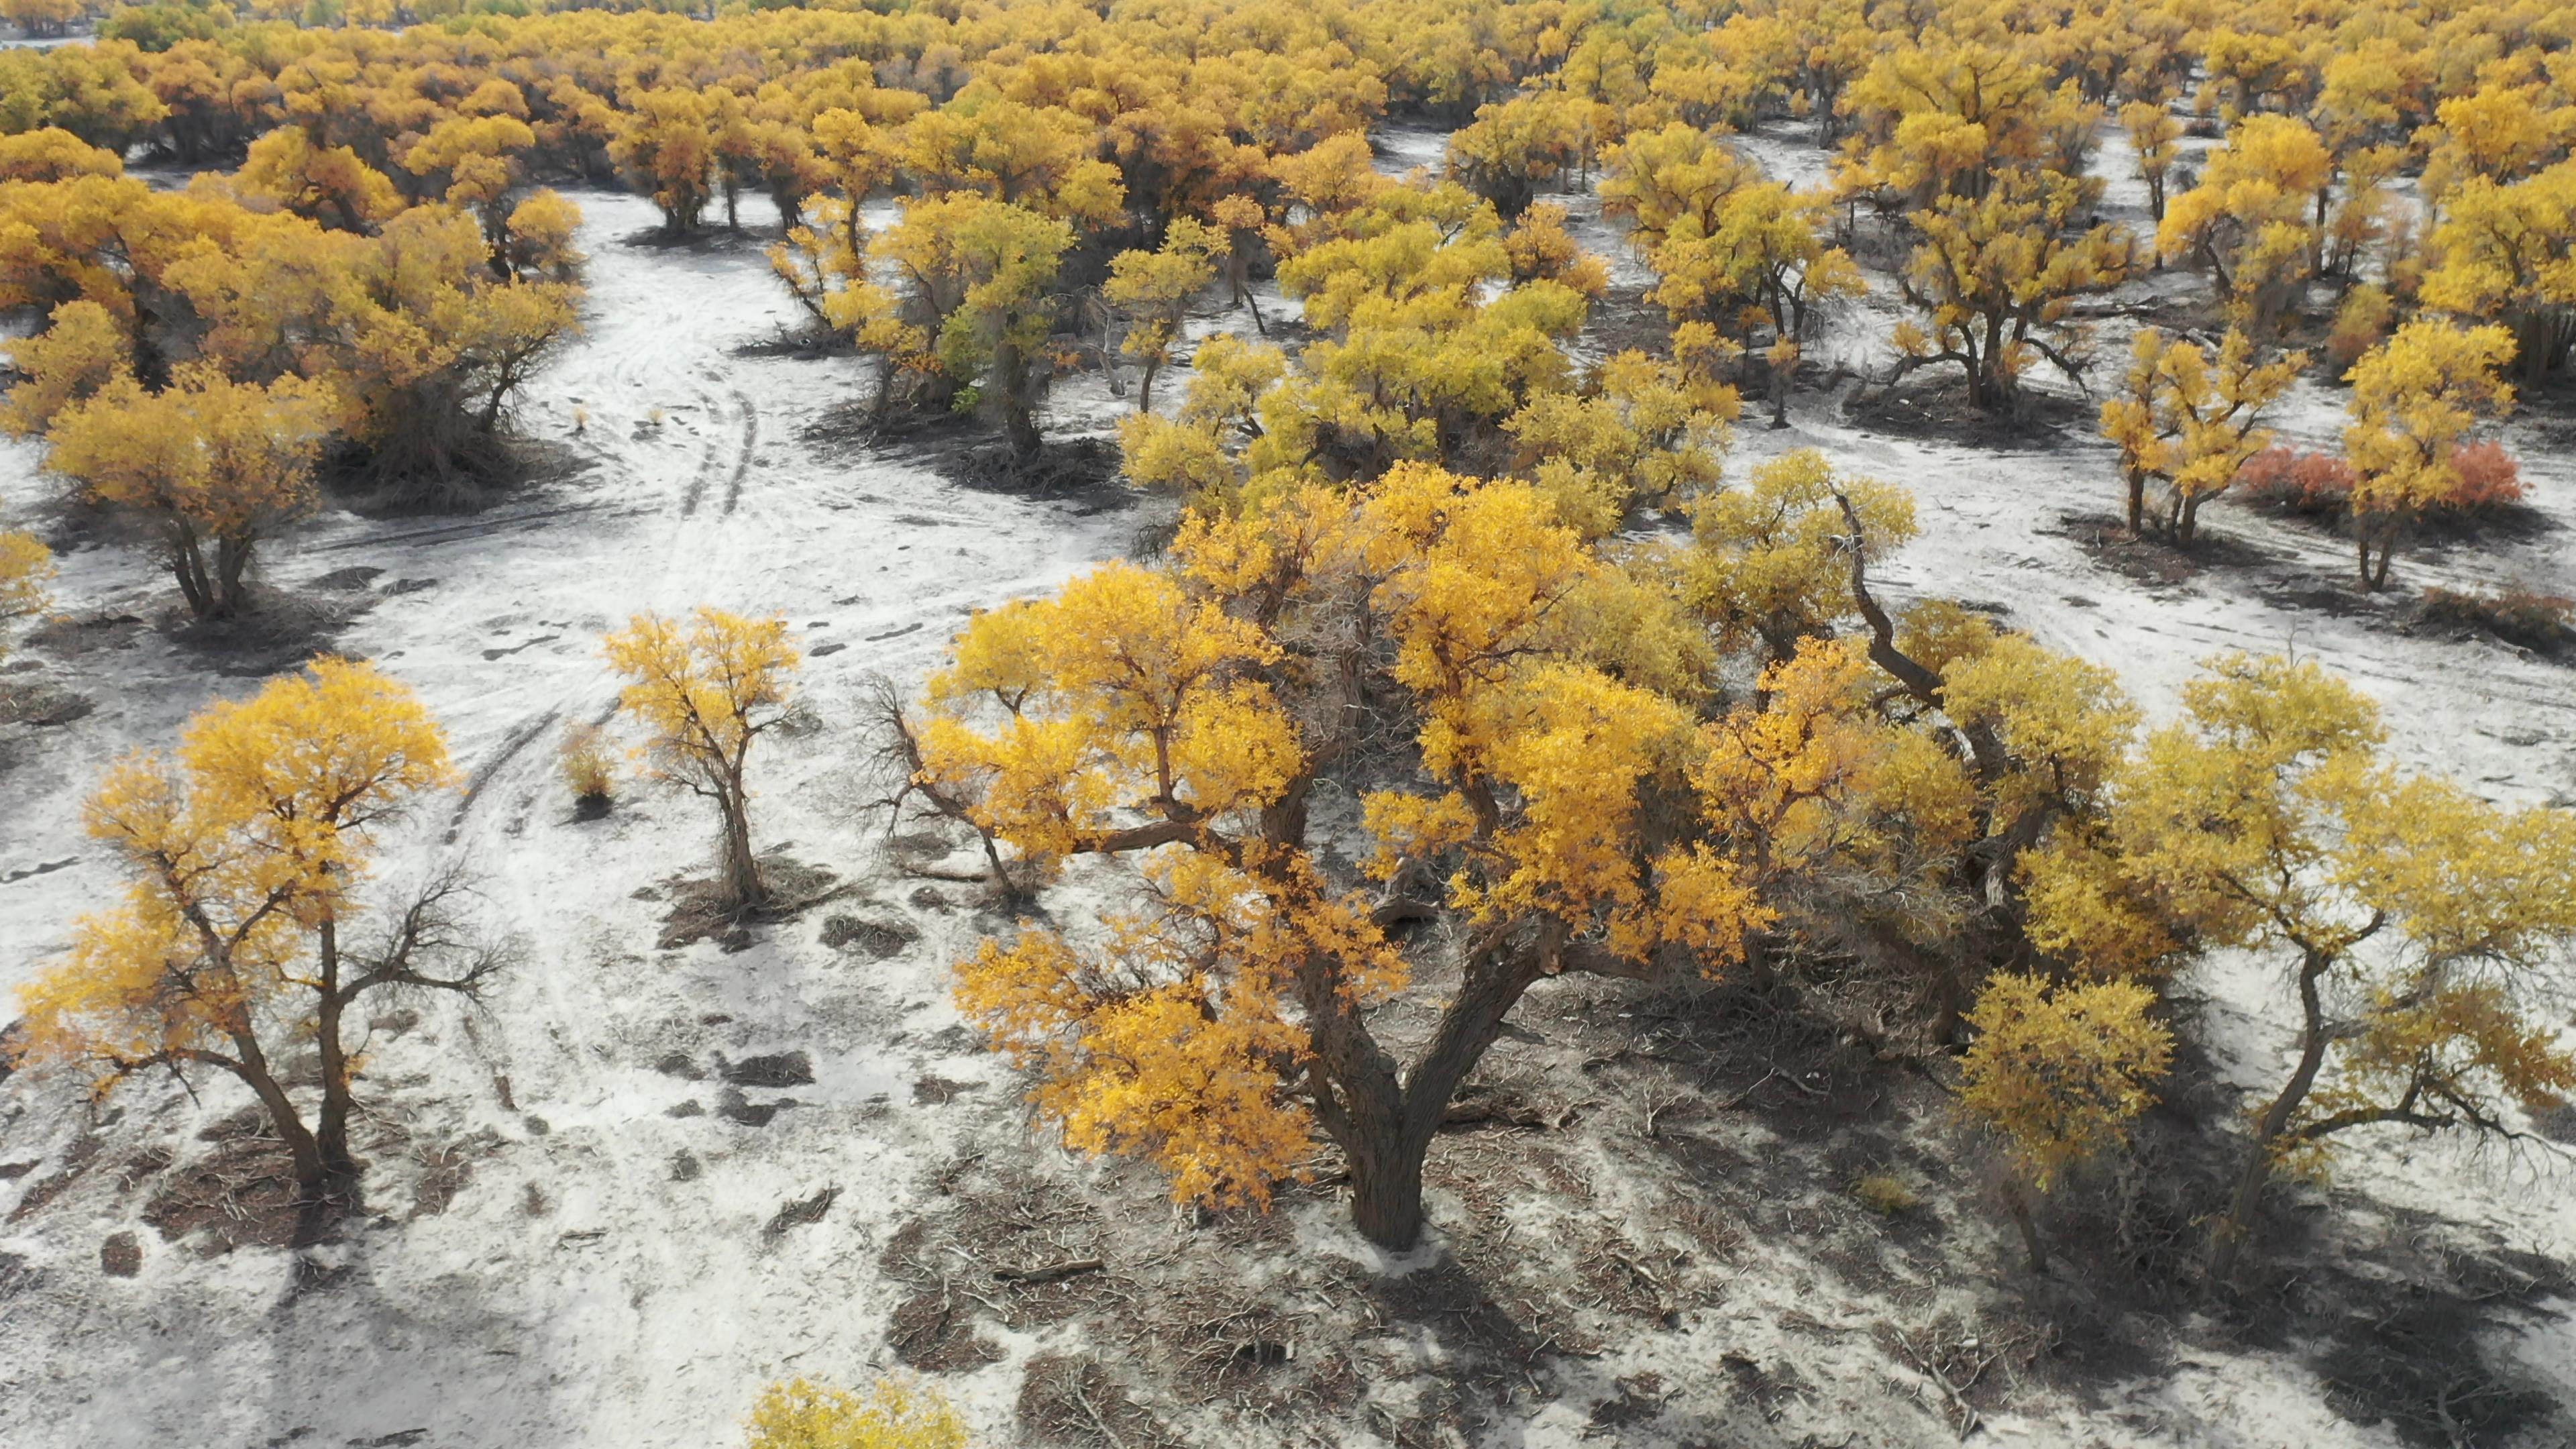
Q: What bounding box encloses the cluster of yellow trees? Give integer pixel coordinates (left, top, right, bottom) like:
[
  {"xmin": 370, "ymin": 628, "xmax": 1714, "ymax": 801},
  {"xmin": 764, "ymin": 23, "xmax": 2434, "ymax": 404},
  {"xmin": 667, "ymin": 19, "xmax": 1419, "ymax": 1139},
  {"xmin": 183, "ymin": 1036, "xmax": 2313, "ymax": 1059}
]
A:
[
  {"xmin": 5, "ymin": 5, "xmax": 2576, "ymax": 1416},
  {"xmin": 5, "ymin": 0, "xmax": 2569, "ymax": 583},
  {"xmin": 0, "ymin": 126, "xmax": 580, "ymax": 613}
]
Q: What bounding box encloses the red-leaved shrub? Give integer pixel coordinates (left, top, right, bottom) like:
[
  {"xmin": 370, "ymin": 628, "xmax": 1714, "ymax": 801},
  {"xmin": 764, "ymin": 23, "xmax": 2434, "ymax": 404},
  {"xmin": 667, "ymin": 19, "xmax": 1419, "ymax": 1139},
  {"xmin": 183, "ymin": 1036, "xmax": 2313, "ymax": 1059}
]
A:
[
  {"xmin": 2237, "ymin": 447, "xmax": 2355, "ymax": 515},
  {"xmin": 2447, "ymin": 441, "xmax": 2524, "ymax": 509},
  {"xmin": 2237, "ymin": 443, "xmax": 2525, "ymax": 516}
]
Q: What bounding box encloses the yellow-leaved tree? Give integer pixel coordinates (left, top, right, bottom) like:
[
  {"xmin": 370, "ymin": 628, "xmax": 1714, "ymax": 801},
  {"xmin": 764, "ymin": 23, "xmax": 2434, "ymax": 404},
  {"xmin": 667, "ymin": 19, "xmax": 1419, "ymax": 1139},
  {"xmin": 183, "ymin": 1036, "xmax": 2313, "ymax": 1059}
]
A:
[
  {"xmin": 913, "ymin": 464, "xmax": 1957, "ymax": 1247},
  {"xmin": 12, "ymin": 659, "xmax": 486, "ymax": 1236},
  {"xmin": 34, "ymin": 360, "xmax": 339, "ymax": 619},
  {"xmin": 2341, "ymin": 319, "xmax": 2516, "ymax": 589},
  {"xmin": 2098, "ymin": 328, "xmax": 2307, "ymax": 541},
  {"xmin": 1103, "ymin": 217, "xmax": 1223, "ymax": 413},
  {"xmin": 2026, "ymin": 653, "xmax": 2576, "ymax": 1282},
  {"xmin": 1891, "ymin": 167, "xmax": 2134, "ymax": 413},
  {"xmin": 1957, "ymin": 973, "xmax": 2174, "ymax": 1274},
  {"xmin": 0, "ymin": 513, "xmax": 53, "ymax": 661},
  {"xmin": 604, "ymin": 608, "xmax": 800, "ymax": 914}
]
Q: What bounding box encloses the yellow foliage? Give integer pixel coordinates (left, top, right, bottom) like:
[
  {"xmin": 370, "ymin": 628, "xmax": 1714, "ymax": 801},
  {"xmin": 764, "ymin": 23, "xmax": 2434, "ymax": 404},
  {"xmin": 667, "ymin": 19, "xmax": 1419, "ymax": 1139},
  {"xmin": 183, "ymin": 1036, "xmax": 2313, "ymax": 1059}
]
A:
[
  {"xmin": 2099, "ymin": 327, "xmax": 2306, "ymax": 539},
  {"xmin": 604, "ymin": 607, "xmax": 798, "ymax": 906},
  {"xmin": 2341, "ymin": 319, "xmax": 2516, "ymax": 586},
  {"xmin": 15, "ymin": 658, "xmax": 453, "ymax": 1103},
  {"xmin": 1959, "ymin": 972, "xmax": 2173, "ymax": 1191},
  {"xmin": 744, "ymin": 1377, "xmax": 968, "ymax": 1449},
  {"xmin": 559, "ymin": 722, "xmax": 616, "ymax": 803},
  {"xmin": 1683, "ymin": 448, "xmax": 1913, "ymax": 661}
]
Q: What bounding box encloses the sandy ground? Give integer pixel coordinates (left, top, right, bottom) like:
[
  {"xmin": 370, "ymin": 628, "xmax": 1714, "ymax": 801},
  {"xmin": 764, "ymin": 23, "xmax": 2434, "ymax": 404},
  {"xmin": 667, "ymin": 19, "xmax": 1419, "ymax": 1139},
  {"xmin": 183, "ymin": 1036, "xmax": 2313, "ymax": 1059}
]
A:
[{"xmin": 0, "ymin": 128, "xmax": 2573, "ymax": 1449}]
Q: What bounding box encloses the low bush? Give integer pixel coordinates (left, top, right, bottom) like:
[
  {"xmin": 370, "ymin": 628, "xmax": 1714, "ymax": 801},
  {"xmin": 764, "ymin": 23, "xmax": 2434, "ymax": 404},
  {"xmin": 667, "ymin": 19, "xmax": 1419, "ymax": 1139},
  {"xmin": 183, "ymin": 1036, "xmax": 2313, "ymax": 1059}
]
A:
[{"xmin": 2421, "ymin": 583, "xmax": 2575, "ymax": 652}]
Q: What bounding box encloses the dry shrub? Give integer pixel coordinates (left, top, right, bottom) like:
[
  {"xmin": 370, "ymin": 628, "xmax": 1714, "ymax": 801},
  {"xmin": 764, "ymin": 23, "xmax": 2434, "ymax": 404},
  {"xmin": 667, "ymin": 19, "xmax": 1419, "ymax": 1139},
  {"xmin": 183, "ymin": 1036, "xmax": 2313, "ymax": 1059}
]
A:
[
  {"xmin": 1851, "ymin": 1171, "xmax": 1919, "ymax": 1215},
  {"xmin": 559, "ymin": 722, "xmax": 616, "ymax": 805},
  {"xmin": 2421, "ymin": 584, "xmax": 2575, "ymax": 651}
]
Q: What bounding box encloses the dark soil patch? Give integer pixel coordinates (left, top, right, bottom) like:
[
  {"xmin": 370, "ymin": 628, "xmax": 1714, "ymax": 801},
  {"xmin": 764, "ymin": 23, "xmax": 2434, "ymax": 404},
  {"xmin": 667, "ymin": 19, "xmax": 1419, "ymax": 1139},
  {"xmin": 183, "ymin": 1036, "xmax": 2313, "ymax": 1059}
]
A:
[
  {"xmin": 821, "ymin": 913, "xmax": 920, "ymax": 959},
  {"xmin": 763, "ymin": 1186, "xmax": 840, "ymax": 1239},
  {"xmin": 140, "ymin": 1135, "xmax": 304, "ymax": 1254},
  {"xmin": 166, "ymin": 586, "xmax": 372, "ymax": 679},
  {"xmin": 6, "ymin": 1136, "xmax": 101, "ymax": 1223},
  {"xmin": 721, "ymin": 1051, "xmax": 814, "ymax": 1088},
  {"xmin": 887, "ymin": 1283, "xmax": 1007, "ymax": 1372},
  {"xmin": 2246, "ymin": 1214, "xmax": 2573, "ymax": 1448},
  {"xmin": 716, "ymin": 1087, "xmax": 794, "ymax": 1127},
  {"xmin": 99, "ymin": 1230, "xmax": 141, "ymax": 1277},
  {"xmin": 1845, "ymin": 376, "xmax": 2092, "ymax": 449},
  {"xmin": 22, "ymin": 610, "xmax": 144, "ymax": 657},
  {"xmin": 2059, "ymin": 510, "xmax": 2290, "ymax": 586},
  {"xmin": 655, "ymin": 855, "xmax": 843, "ymax": 949},
  {"xmin": 0, "ymin": 681, "xmax": 93, "ymax": 727},
  {"xmin": 1017, "ymin": 1354, "xmax": 1178, "ymax": 1448},
  {"xmin": 912, "ymin": 1075, "xmax": 981, "ymax": 1105},
  {"xmin": 938, "ymin": 436, "xmax": 1126, "ymax": 502}
]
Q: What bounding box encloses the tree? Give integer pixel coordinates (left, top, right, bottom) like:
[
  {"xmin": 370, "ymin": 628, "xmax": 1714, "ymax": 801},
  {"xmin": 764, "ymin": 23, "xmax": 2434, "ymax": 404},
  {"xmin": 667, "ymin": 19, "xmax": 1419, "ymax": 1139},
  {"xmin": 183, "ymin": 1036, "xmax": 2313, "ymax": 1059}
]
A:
[
  {"xmin": 1680, "ymin": 447, "xmax": 1914, "ymax": 665},
  {"xmin": 610, "ymin": 87, "xmax": 718, "ymax": 235},
  {"xmin": 2341, "ymin": 320, "xmax": 2516, "ymax": 589},
  {"xmin": 2155, "ymin": 115, "xmax": 2334, "ymax": 326},
  {"xmin": 926, "ymin": 466, "xmax": 1864, "ymax": 1248},
  {"xmin": 1504, "ymin": 349, "xmax": 1736, "ymax": 536},
  {"xmin": 1892, "ymin": 168, "xmax": 2134, "ymax": 412},
  {"xmin": 1444, "ymin": 88, "xmax": 1601, "ymax": 219},
  {"xmin": 1957, "ymin": 972, "xmax": 2174, "ymax": 1274},
  {"xmin": 2421, "ymin": 160, "xmax": 2576, "ymax": 383},
  {"xmin": 0, "ymin": 520, "xmax": 52, "ymax": 661},
  {"xmin": 604, "ymin": 608, "xmax": 799, "ymax": 914},
  {"xmin": 12, "ymin": 659, "xmax": 490, "ymax": 1236},
  {"xmin": 1599, "ymin": 121, "xmax": 1759, "ymax": 250},
  {"xmin": 871, "ymin": 193, "xmax": 1072, "ymax": 456},
  {"xmin": 0, "ymin": 126, "xmax": 123, "ymax": 182},
  {"xmin": 2119, "ymin": 99, "xmax": 2182, "ymax": 223},
  {"xmin": 745, "ymin": 1378, "xmax": 967, "ymax": 1449},
  {"xmin": 236, "ymin": 126, "xmax": 405, "ymax": 234},
  {"xmin": 1649, "ymin": 181, "xmax": 1864, "ymax": 426},
  {"xmin": 36, "ymin": 361, "xmax": 338, "ymax": 619},
  {"xmin": 2026, "ymin": 653, "xmax": 2576, "ymax": 1283},
  {"xmin": 1104, "ymin": 217, "xmax": 1222, "ymax": 412},
  {"xmin": 2098, "ymin": 328, "xmax": 2307, "ymax": 541}
]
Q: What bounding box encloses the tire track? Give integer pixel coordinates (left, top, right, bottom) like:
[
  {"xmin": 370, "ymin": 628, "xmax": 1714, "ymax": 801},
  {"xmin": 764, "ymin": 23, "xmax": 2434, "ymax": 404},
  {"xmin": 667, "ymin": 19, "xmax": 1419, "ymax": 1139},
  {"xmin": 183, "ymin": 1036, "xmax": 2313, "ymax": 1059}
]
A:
[
  {"xmin": 447, "ymin": 708, "xmax": 560, "ymax": 843},
  {"xmin": 306, "ymin": 500, "xmax": 647, "ymax": 555},
  {"xmin": 674, "ymin": 389, "xmax": 728, "ymax": 518},
  {"xmin": 721, "ymin": 390, "xmax": 759, "ymax": 515}
]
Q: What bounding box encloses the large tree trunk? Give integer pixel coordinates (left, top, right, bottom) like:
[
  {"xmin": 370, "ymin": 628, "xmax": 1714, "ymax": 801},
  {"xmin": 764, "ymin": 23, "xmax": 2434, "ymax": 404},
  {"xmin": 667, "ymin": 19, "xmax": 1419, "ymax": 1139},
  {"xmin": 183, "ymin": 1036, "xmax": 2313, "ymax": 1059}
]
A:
[
  {"xmin": 221, "ymin": 1031, "xmax": 331, "ymax": 1242},
  {"xmin": 717, "ymin": 782, "xmax": 763, "ymax": 912},
  {"xmin": 996, "ymin": 337, "xmax": 1044, "ymax": 459},
  {"xmin": 1347, "ymin": 1130, "xmax": 1432, "ymax": 1248},
  {"xmin": 2210, "ymin": 950, "xmax": 2334, "ymax": 1284}
]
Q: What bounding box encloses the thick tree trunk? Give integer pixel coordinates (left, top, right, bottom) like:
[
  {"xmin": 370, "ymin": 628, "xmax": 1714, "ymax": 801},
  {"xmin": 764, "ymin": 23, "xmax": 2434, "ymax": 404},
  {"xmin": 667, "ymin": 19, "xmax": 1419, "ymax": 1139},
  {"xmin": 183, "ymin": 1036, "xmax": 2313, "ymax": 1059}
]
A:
[
  {"xmin": 220, "ymin": 1032, "xmax": 331, "ymax": 1241},
  {"xmin": 718, "ymin": 785, "xmax": 763, "ymax": 912},
  {"xmin": 2127, "ymin": 469, "xmax": 2148, "ymax": 534},
  {"xmin": 1347, "ymin": 1131, "xmax": 1432, "ymax": 1248}
]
